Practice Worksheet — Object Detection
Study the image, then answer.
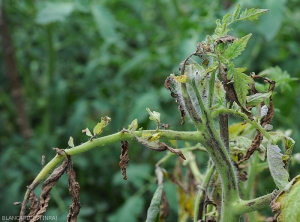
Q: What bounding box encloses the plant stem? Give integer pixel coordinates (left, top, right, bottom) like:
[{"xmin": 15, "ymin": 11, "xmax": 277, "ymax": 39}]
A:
[
  {"xmin": 19, "ymin": 129, "xmax": 203, "ymax": 217},
  {"xmin": 193, "ymin": 163, "xmax": 215, "ymax": 222},
  {"xmin": 233, "ymin": 193, "xmax": 272, "ymax": 215}
]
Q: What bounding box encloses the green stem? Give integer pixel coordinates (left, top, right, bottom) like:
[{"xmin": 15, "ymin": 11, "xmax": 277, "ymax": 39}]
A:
[
  {"xmin": 208, "ymin": 70, "xmax": 216, "ymax": 108},
  {"xmin": 187, "ymin": 79, "xmax": 240, "ymax": 221},
  {"xmin": 19, "ymin": 129, "xmax": 203, "ymax": 217},
  {"xmin": 193, "ymin": 164, "xmax": 215, "ymax": 222},
  {"xmin": 233, "ymin": 193, "xmax": 273, "ymax": 215}
]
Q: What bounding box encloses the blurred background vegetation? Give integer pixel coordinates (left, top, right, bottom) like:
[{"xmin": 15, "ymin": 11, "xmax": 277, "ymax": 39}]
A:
[{"xmin": 1, "ymin": 0, "xmax": 299, "ymax": 221}]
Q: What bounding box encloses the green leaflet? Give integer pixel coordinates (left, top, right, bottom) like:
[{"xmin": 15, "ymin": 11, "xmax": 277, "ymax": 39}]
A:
[
  {"xmin": 232, "ymin": 69, "xmax": 253, "ymax": 111},
  {"xmin": 267, "ymin": 142, "xmax": 289, "ymax": 189},
  {"xmin": 146, "ymin": 108, "xmax": 161, "ymax": 130},
  {"xmin": 128, "ymin": 119, "xmax": 138, "ymax": 131},
  {"xmin": 222, "ymin": 34, "xmax": 252, "ymax": 61},
  {"xmin": 246, "ymin": 91, "xmax": 272, "ymax": 107},
  {"xmin": 145, "ymin": 167, "xmax": 164, "ymax": 222},
  {"xmin": 237, "ymin": 8, "xmax": 269, "ymax": 22},
  {"xmin": 231, "ymin": 4, "xmax": 241, "ymax": 22},
  {"xmin": 259, "ymin": 66, "xmax": 298, "ymax": 92},
  {"xmin": 93, "ymin": 116, "xmax": 111, "ymax": 136},
  {"xmin": 68, "ymin": 136, "xmax": 75, "ymax": 148}
]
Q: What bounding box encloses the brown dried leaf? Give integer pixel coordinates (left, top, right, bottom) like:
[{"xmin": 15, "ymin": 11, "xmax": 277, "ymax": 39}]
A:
[
  {"xmin": 159, "ymin": 142, "xmax": 186, "ymax": 160},
  {"xmin": 159, "ymin": 191, "xmax": 169, "ymax": 221},
  {"xmin": 214, "ymin": 35, "xmax": 238, "ymax": 46},
  {"xmin": 238, "ymin": 131, "xmax": 263, "ymax": 164},
  {"xmin": 27, "ymin": 191, "xmax": 39, "ymax": 217},
  {"xmin": 161, "ymin": 123, "xmax": 170, "ymax": 130},
  {"xmin": 66, "ymin": 159, "xmax": 81, "ymax": 222},
  {"xmin": 164, "ymin": 76, "xmax": 186, "ymax": 124},
  {"xmin": 28, "ymin": 156, "xmax": 69, "ymax": 221},
  {"xmin": 119, "ymin": 141, "xmax": 129, "ymax": 180},
  {"xmin": 53, "ymin": 147, "xmax": 65, "ymax": 156}
]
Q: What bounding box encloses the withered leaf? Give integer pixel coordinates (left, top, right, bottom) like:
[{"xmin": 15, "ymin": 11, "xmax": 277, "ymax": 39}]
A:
[
  {"xmin": 53, "ymin": 148, "xmax": 66, "ymax": 156},
  {"xmin": 160, "ymin": 191, "xmax": 169, "ymax": 221},
  {"xmin": 82, "ymin": 128, "xmax": 93, "ymax": 137},
  {"xmin": 27, "ymin": 191, "xmax": 39, "ymax": 217},
  {"xmin": 159, "ymin": 142, "xmax": 186, "ymax": 160},
  {"xmin": 14, "ymin": 202, "xmax": 22, "ymax": 205},
  {"xmin": 119, "ymin": 141, "xmax": 129, "ymax": 180},
  {"xmin": 27, "ymin": 156, "xmax": 69, "ymax": 221},
  {"xmin": 66, "ymin": 159, "xmax": 81, "ymax": 222}
]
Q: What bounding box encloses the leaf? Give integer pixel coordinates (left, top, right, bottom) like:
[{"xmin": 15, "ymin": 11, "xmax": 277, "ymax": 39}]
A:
[
  {"xmin": 119, "ymin": 141, "xmax": 129, "ymax": 180},
  {"xmin": 82, "ymin": 128, "xmax": 93, "ymax": 137},
  {"xmin": 222, "ymin": 34, "xmax": 252, "ymax": 61},
  {"xmin": 246, "ymin": 91, "xmax": 272, "ymax": 106},
  {"xmin": 228, "ymin": 122, "xmax": 251, "ymax": 139},
  {"xmin": 93, "ymin": 116, "xmax": 111, "ymax": 136},
  {"xmin": 271, "ymin": 175, "xmax": 300, "ymax": 222},
  {"xmin": 232, "ymin": 4, "xmax": 241, "ymax": 22},
  {"xmin": 214, "ymin": 14, "xmax": 233, "ymax": 37},
  {"xmin": 269, "ymin": 132, "xmax": 295, "ymax": 168},
  {"xmin": 145, "ymin": 185, "xmax": 163, "ymax": 222},
  {"xmin": 238, "ymin": 8, "xmax": 269, "ymax": 21},
  {"xmin": 146, "ymin": 108, "xmax": 161, "ymax": 130},
  {"xmin": 145, "ymin": 167, "xmax": 164, "ymax": 222},
  {"xmin": 227, "ymin": 66, "xmax": 247, "ymax": 79},
  {"xmin": 261, "ymin": 105, "xmax": 269, "ymax": 118},
  {"xmin": 267, "ymin": 142, "xmax": 289, "ymax": 189},
  {"xmin": 259, "ymin": 66, "xmax": 298, "ymax": 92},
  {"xmin": 232, "ymin": 70, "xmax": 253, "ymax": 111},
  {"xmin": 66, "ymin": 157, "xmax": 81, "ymax": 221},
  {"xmin": 36, "ymin": 2, "xmax": 75, "ymax": 25},
  {"xmin": 68, "ymin": 136, "xmax": 74, "ymax": 148},
  {"xmin": 128, "ymin": 119, "xmax": 138, "ymax": 131}
]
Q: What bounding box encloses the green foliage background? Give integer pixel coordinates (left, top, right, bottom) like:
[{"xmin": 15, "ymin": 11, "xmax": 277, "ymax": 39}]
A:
[{"xmin": 0, "ymin": 0, "xmax": 299, "ymax": 221}]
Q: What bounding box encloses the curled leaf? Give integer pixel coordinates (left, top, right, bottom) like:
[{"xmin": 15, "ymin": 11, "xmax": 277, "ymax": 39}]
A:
[
  {"xmin": 93, "ymin": 116, "xmax": 111, "ymax": 136},
  {"xmin": 146, "ymin": 108, "xmax": 161, "ymax": 130},
  {"xmin": 246, "ymin": 91, "xmax": 272, "ymax": 107},
  {"xmin": 68, "ymin": 136, "xmax": 75, "ymax": 148},
  {"xmin": 66, "ymin": 158, "xmax": 81, "ymax": 221},
  {"xmin": 27, "ymin": 156, "xmax": 70, "ymax": 221},
  {"xmin": 261, "ymin": 105, "xmax": 269, "ymax": 117},
  {"xmin": 82, "ymin": 128, "xmax": 93, "ymax": 137},
  {"xmin": 128, "ymin": 119, "xmax": 138, "ymax": 131},
  {"xmin": 132, "ymin": 134, "xmax": 186, "ymax": 160},
  {"xmin": 119, "ymin": 141, "xmax": 129, "ymax": 180}
]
